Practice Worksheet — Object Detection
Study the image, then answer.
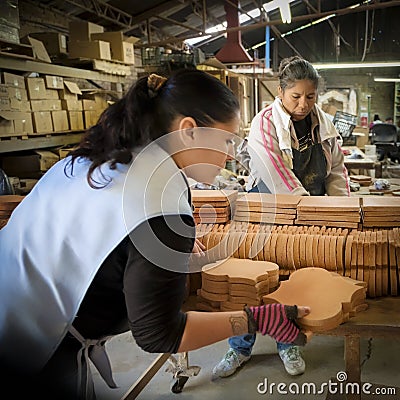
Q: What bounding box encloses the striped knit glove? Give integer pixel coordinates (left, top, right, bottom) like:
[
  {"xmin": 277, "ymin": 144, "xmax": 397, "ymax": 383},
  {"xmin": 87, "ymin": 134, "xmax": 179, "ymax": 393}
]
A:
[{"xmin": 245, "ymin": 304, "xmax": 307, "ymax": 346}]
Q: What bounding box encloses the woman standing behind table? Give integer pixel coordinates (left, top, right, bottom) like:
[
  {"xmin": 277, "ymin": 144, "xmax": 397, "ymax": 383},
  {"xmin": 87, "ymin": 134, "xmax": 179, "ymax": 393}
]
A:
[{"xmin": 213, "ymin": 56, "xmax": 349, "ymax": 380}]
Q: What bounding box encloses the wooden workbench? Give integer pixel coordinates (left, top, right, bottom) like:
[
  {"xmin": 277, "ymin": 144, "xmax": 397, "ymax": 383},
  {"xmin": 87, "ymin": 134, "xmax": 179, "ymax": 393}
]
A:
[
  {"xmin": 343, "ymin": 146, "xmax": 382, "ymax": 178},
  {"xmin": 320, "ymin": 297, "xmax": 400, "ymax": 400}
]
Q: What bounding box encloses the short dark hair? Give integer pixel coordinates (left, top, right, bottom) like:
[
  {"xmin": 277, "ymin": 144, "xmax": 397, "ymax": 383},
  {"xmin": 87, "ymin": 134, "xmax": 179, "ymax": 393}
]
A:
[
  {"xmin": 66, "ymin": 69, "xmax": 239, "ymax": 188},
  {"xmin": 278, "ymin": 56, "xmax": 320, "ymax": 91}
]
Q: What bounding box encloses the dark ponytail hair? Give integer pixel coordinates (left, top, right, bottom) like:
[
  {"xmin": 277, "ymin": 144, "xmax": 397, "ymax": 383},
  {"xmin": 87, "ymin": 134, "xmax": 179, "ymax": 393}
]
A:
[
  {"xmin": 66, "ymin": 68, "xmax": 239, "ymax": 188},
  {"xmin": 278, "ymin": 56, "xmax": 320, "ymax": 92}
]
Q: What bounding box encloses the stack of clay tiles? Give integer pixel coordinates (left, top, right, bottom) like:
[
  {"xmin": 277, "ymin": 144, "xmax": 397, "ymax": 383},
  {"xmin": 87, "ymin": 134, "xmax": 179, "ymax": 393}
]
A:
[
  {"xmin": 344, "ymin": 228, "xmax": 400, "ymax": 297},
  {"xmin": 233, "ymin": 193, "xmax": 301, "ymax": 225},
  {"xmin": 361, "ymin": 197, "xmax": 400, "ymax": 228},
  {"xmin": 296, "ymin": 196, "xmax": 361, "ymax": 229},
  {"xmin": 0, "ymin": 195, "xmax": 24, "ymax": 229},
  {"xmin": 191, "ymin": 189, "xmax": 238, "ymax": 224},
  {"xmin": 263, "ymin": 267, "xmax": 368, "ymax": 332},
  {"xmin": 196, "ymin": 257, "xmax": 279, "ymax": 312},
  {"xmin": 195, "ymin": 221, "xmax": 400, "ymax": 299},
  {"xmin": 196, "ymin": 222, "xmax": 349, "ymax": 279}
]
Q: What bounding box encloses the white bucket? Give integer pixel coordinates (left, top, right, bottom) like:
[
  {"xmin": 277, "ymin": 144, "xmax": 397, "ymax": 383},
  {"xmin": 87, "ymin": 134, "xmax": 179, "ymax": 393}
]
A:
[{"xmin": 364, "ymin": 144, "xmax": 376, "ymax": 159}]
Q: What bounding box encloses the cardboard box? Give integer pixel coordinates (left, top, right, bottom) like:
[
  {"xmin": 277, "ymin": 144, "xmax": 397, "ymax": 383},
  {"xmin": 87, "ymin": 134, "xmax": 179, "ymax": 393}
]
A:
[
  {"xmin": 57, "ymin": 145, "xmax": 77, "ymax": 159},
  {"xmin": 11, "ymin": 100, "xmax": 30, "ymax": 112},
  {"xmin": 0, "ymin": 111, "xmax": 15, "ymax": 136},
  {"xmin": 0, "ymin": 96, "xmax": 10, "ymax": 111},
  {"xmin": 30, "ymin": 99, "xmax": 62, "ymax": 112},
  {"xmin": 82, "ymin": 99, "xmax": 96, "ymax": 111},
  {"xmin": 13, "ymin": 112, "xmax": 33, "ymax": 134},
  {"xmin": 7, "ymin": 86, "xmax": 28, "ymax": 101},
  {"xmin": 5, "ymin": 86, "xmax": 29, "ymax": 111},
  {"xmin": 0, "ymin": 84, "xmax": 8, "ymax": 97},
  {"xmin": 322, "ymin": 104, "xmax": 338, "ymax": 117},
  {"xmin": 1, "ymin": 151, "xmax": 59, "ymax": 178},
  {"xmin": 59, "ymin": 91, "xmax": 77, "ymax": 101},
  {"xmin": 91, "ymin": 32, "xmax": 138, "ymax": 64},
  {"xmin": 68, "ymin": 40, "xmax": 111, "ymax": 60},
  {"xmin": 0, "ymin": 84, "xmax": 10, "ymax": 111},
  {"xmin": 26, "ymin": 77, "xmax": 47, "ymax": 100},
  {"xmin": 69, "ymin": 21, "xmax": 104, "ymax": 42},
  {"xmin": 51, "ymin": 110, "xmax": 69, "ymax": 131},
  {"xmin": 81, "ymin": 92, "xmax": 108, "ymax": 110},
  {"xmin": 29, "ymin": 32, "xmax": 68, "ymax": 55},
  {"xmin": 353, "ymin": 126, "xmax": 370, "ymax": 149},
  {"xmin": 61, "ymin": 99, "xmax": 82, "ymax": 111},
  {"xmin": 67, "ymin": 111, "xmax": 84, "ymax": 130},
  {"xmin": 63, "ymin": 81, "xmax": 82, "ymax": 97},
  {"xmin": 84, "ymin": 110, "xmax": 99, "ymax": 129},
  {"xmin": 2, "ymin": 72, "xmax": 25, "ymax": 88},
  {"xmin": 26, "ymin": 36, "xmax": 52, "ymax": 63},
  {"xmin": 45, "ymin": 75, "xmax": 64, "ymax": 90},
  {"xmin": 32, "ymin": 111, "xmax": 53, "ymax": 133},
  {"xmin": 45, "ymin": 89, "xmax": 59, "ymax": 100}
]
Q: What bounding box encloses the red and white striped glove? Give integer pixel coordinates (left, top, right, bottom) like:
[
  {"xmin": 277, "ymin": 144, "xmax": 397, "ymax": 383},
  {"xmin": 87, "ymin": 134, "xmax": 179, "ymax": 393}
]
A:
[{"xmin": 245, "ymin": 303, "xmax": 307, "ymax": 346}]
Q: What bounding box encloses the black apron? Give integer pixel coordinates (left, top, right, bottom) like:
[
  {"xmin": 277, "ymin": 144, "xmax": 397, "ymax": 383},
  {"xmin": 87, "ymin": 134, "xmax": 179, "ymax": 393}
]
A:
[{"xmin": 292, "ymin": 142, "xmax": 327, "ymax": 196}]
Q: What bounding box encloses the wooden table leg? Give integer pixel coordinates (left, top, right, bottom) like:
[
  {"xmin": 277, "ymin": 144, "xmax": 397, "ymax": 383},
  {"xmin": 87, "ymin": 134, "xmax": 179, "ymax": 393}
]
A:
[
  {"xmin": 374, "ymin": 162, "xmax": 382, "ymax": 178},
  {"xmin": 121, "ymin": 353, "xmax": 171, "ymax": 400},
  {"xmin": 344, "ymin": 335, "xmax": 361, "ymax": 400}
]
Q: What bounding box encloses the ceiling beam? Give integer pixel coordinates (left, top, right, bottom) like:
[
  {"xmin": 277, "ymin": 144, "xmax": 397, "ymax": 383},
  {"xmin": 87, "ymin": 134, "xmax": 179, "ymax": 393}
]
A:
[
  {"xmin": 153, "ymin": 14, "xmax": 203, "ymax": 33},
  {"xmin": 126, "ymin": 0, "xmax": 189, "ymax": 28},
  {"xmin": 62, "ymin": 0, "xmax": 132, "ymax": 28},
  {"xmin": 270, "ymin": 24, "xmax": 302, "ymax": 58},
  {"xmin": 303, "ymin": 0, "xmax": 351, "ymax": 47},
  {"xmin": 140, "ymin": 1, "xmax": 400, "ymax": 47}
]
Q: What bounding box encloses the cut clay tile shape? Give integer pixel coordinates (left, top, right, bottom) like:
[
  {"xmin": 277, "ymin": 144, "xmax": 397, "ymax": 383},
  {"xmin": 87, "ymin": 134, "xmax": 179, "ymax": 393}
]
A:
[
  {"xmin": 191, "ymin": 189, "xmax": 238, "ymax": 203},
  {"xmin": 361, "ymin": 196, "xmax": 400, "ymax": 212},
  {"xmin": 263, "ymin": 267, "xmax": 367, "ymax": 332},
  {"xmin": 236, "ymin": 193, "xmax": 302, "ymax": 208},
  {"xmin": 202, "ymin": 257, "xmax": 279, "ymax": 285},
  {"xmin": 297, "ymin": 196, "xmax": 361, "ymax": 212}
]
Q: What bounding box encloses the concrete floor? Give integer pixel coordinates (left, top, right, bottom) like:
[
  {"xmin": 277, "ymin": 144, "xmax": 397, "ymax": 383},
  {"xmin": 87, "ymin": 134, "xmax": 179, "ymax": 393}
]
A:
[{"xmin": 92, "ymin": 331, "xmax": 400, "ymax": 400}]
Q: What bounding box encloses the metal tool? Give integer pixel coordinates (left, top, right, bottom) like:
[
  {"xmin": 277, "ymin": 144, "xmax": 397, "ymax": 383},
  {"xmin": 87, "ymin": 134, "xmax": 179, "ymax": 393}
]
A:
[{"xmin": 165, "ymin": 352, "xmax": 201, "ymax": 393}]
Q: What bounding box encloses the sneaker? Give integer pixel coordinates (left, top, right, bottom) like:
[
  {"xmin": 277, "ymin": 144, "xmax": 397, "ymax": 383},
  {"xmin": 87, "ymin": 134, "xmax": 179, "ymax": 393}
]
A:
[
  {"xmin": 212, "ymin": 348, "xmax": 251, "ymax": 378},
  {"xmin": 278, "ymin": 346, "xmax": 305, "ymax": 376}
]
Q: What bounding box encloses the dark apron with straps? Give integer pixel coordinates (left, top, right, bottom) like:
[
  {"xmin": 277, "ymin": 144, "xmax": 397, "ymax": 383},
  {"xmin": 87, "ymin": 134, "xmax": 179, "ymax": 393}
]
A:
[{"xmin": 292, "ymin": 142, "xmax": 327, "ymax": 196}]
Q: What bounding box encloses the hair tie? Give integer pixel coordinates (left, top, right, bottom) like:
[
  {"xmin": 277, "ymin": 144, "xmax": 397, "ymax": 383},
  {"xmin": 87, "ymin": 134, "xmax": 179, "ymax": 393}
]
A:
[{"xmin": 147, "ymin": 73, "xmax": 167, "ymax": 98}]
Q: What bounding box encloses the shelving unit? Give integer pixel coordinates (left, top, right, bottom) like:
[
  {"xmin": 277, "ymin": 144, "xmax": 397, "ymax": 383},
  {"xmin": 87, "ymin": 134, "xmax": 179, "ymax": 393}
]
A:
[
  {"xmin": 0, "ymin": 55, "xmax": 127, "ymax": 84},
  {"xmin": 0, "ymin": 131, "xmax": 84, "ymax": 153},
  {"xmin": 0, "ymin": 54, "xmax": 127, "ymax": 154}
]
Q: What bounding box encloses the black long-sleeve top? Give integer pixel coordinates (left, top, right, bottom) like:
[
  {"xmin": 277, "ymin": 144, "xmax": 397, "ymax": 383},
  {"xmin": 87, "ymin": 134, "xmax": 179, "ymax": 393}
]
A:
[{"xmin": 72, "ymin": 214, "xmax": 195, "ymax": 354}]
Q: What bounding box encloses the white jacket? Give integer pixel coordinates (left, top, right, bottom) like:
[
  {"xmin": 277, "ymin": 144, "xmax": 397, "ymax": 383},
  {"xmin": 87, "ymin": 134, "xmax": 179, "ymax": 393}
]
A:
[
  {"xmin": 0, "ymin": 143, "xmax": 192, "ymax": 375},
  {"xmin": 246, "ymin": 97, "xmax": 350, "ymax": 196}
]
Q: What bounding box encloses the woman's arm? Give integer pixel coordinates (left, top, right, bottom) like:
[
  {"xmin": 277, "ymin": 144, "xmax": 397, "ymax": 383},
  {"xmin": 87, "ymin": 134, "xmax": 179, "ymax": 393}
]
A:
[
  {"xmin": 125, "ymin": 215, "xmax": 308, "ymax": 354},
  {"xmin": 324, "ymin": 137, "xmax": 351, "ymax": 196},
  {"xmin": 248, "ymin": 111, "xmax": 308, "ymax": 195}
]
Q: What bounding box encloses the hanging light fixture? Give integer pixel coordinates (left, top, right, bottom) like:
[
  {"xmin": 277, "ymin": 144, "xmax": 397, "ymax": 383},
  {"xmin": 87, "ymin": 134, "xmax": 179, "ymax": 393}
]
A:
[{"xmin": 276, "ymin": 0, "xmax": 292, "ymax": 24}]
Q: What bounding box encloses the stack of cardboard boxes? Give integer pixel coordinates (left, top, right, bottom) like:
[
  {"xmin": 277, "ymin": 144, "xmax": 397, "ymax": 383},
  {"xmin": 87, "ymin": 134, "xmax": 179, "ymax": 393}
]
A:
[
  {"xmin": 0, "ymin": 71, "xmax": 109, "ymax": 138},
  {"xmin": 68, "ymin": 21, "xmax": 137, "ymax": 64}
]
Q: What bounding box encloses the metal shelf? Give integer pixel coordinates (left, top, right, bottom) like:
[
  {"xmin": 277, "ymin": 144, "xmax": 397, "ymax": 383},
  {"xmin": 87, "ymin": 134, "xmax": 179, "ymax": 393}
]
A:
[
  {"xmin": 0, "ymin": 132, "xmax": 84, "ymax": 153},
  {"xmin": 0, "ymin": 55, "xmax": 126, "ymax": 83}
]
